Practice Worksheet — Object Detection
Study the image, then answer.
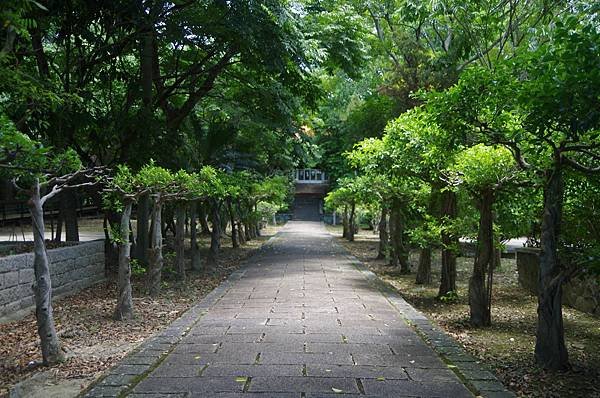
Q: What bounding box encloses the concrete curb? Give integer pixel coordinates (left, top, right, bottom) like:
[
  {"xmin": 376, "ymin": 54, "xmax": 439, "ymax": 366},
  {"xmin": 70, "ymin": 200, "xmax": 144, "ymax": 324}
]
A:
[{"xmin": 345, "ymin": 253, "xmax": 516, "ymax": 398}]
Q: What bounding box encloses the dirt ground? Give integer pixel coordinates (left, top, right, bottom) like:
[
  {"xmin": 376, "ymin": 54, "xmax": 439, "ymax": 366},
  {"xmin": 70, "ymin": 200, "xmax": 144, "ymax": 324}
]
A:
[
  {"xmin": 328, "ymin": 226, "xmax": 600, "ymax": 398},
  {"xmin": 0, "ymin": 225, "xmax": 281, "ymax": 397}
]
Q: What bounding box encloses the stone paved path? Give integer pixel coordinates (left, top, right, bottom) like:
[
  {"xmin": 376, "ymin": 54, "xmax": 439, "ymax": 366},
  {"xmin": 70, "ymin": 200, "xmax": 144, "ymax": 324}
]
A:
[{"xmin": 91, "ymin": 221, "xmax": 500, "ymax": 397}]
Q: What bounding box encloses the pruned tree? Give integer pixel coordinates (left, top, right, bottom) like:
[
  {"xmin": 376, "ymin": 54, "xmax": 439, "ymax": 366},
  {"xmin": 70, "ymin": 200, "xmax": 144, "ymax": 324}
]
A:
[
  {"xmin": 1, "ymin": 128, "xmax": 104, "ymax": 365},
  {"xmin": 448, "ymin": 145, "xmax": 522, "ymax": 326}
]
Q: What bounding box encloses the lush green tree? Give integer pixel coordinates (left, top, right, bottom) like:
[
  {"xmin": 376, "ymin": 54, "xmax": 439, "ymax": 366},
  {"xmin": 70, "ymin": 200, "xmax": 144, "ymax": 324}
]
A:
[
  {"xmin": 427, "ymin": 16, "xmax": 600, "ymax": 369},
  {"xmin": 448, "ymin": 144, "xmax": 522, "ymax": 326}
]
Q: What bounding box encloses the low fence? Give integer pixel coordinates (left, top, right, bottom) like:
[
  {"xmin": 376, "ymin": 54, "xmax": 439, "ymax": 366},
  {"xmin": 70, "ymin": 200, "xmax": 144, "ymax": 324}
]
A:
[
  {"xmin": 0, "ymin": 240, "xmax": 105, "ymax": 321},
  {"xmin": 516, "ymin": 248, "xmax": 599, "ymax": 316}
]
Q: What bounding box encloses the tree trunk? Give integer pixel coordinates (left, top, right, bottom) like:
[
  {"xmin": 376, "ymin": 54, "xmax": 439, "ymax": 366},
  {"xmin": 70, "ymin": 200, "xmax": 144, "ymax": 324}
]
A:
[
  {"xmin": 342, "ymin": 206, "xmax": 349, "ymax": 238},
  {"xmin": 209, "ymin": 200, "xmax": 221, "ymax": 263},
  {"xmin": 199, "ymin": 204, "xmax": 211, "ymax": 235},
  {"xmin": 254, "ymin": 204, "xmax": 261, "ymax": 236},
  {"xmin": 348, "ymin": 202, "xmax": 356, "ymax": 242},
  {"xmin": 135, "ymin": 193, "xmax": 150, "ymax": 265},
  {"xmin": 54, "ymin": 211, "xmax": 63, "ymax": 242},
  {"xmin": 415, "ymin": 248, "xmax": 432, "ymax": 285},
  {"xmin": 227, "ymin": 199, "xmax": 239, "ymax": 248},
  {"xmin": 114, "ymin": 201, "xmax": 134, "ymax": 320},
  {"xmin": 175, "ymin": 203, "xmax": 186, "ymax": 282},
  {"xmin": 147, "ymin": 195, "xmax": 163, "ymax": 296},
  {"xmin": 377, "ymin": 206, "xmax": 388, "ymax": 259},
  {"xmin": 61, "ymin": 190, "xmax": 79, "ymax": 241},
  {"xmin": 438, "ymin": 189, "xmax": 458, "ymax": 297},
  {"xmin": 236, "ymin": 223, "xmax": 244, "ymax": 245},
  {"xmin": 416, "ymin": 191, "xmax": 437, "ymax": 284},
  {"xmin": 493, "ymin": 244, "xmax": 502, "ymax": 270},
  {"xmin": 469, "ymin": 190, "xmax": 494, "ymax": 327},
  {"xmin": 29, "ymin": 180, "xmax": 64, "ymax": 365},
  {"xmin": 103, "ymin": 211, "xmax": 119, "ymax": 274},
  {"xmin": 244, "ymin": 223, "xmax": 251, "ymax": 241},
  {"xmin": 190, "ymin": 201, "xmax": 202, "ymax": 271},
  {"xmin": 535, "ymin": 166, "xmax": 569, "ymax": 370},
  {"xmin": 389, "ymin": 198, "xmax": 409, "ymax": 273}
]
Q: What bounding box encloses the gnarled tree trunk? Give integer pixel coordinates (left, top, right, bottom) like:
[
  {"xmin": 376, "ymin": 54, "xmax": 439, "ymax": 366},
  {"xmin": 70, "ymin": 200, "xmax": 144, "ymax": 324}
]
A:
[
  {"xmin": 147, "ymin": 195, "xmax": 163, "ymax": 296},
  {"xmin": 377, "ymin": 206, "xmax": 388, "ymax": 260},
  {"xmin": 199, "ymin": 203, "xmax": 211, "ymax": 235},
  {"xmin": 190, "ymin": 201, "xmax": 202, "ymax": 271},
  {"xmin": 469, "ymin": 189, "xmax": 494, "ymax": 327},
  {"xmin": 347, "ymin": 201, "xmax": 356, "ymax": 242},
  {"xmin": 114, "ymin": 201, "xmax": 134, "ymax": 320},
  {"xmin": 415, "ymin": 248, "xmax": 432, "ymax": 285},
  {"xmin": 103, "ymin": 211, "xmax": 119, "ymax": 274},
  {"xmin": 535, "ymin": 166, "xmax": 569, "ymax": 370},
  {"xmin": 209, "ymin": 200, "xmax": 221, "ymax": 263},
  {"xmin": 416, "ymin": 192, "xmax": 437, "ymax": 284},
  {"xmin": 389, "ymin": 198, "xmax": 409, "ymax": 273},
  {"xmin": 135, "ymin": 193, "xmax": 150, "ymax": 265},
  {"xmin": 175, "ymin": 203, "xmax": 186, "ymax": 282},
  {"xmin": 61, "ymin": 190, "xmax": 79, "ymax": 241},
  {"xmin": 342, "ymin": 206, "xmax": 349, "ymax": 239},
  {"xmin": 438, "ymin": 189, "xmax": 458, "ymax": 297},
  {"xmin": 29, "ymin": 179, "xmax": 64, "ymax": 365},
  {"xmin": 227, "ymin": 199, "xmax": 239, "ymax": 248},
  {"xmin": 244, "ymin": 223, "xmax": 252, "ymax": 241}
]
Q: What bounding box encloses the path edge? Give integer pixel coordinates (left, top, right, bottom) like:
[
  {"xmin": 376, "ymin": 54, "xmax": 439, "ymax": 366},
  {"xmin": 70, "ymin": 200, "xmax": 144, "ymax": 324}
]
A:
[
  {"xmin": 344, "ymin": 251, "xmax": 517, "ymax": 398},
  {"xmin": 78, "ymin": 231, "xmax": 282, "ymax": 398}
]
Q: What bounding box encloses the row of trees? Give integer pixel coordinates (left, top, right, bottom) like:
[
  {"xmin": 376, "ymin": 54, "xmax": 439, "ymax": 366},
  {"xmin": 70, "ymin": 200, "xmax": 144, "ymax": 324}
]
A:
[
  {"xmin": 0, "ymin": 0, "xmax": 364, "ymax": 240},
  {"xmin": 325, "ymin": 15, "xmax": 600, "ymax": 371},
  {"xmin": 0, "ymin": 0, "xmax": 363, "ymax": 368},
  {"xmin": 1, "ymin": 128, "xmax": 290, "ymax": 366}
]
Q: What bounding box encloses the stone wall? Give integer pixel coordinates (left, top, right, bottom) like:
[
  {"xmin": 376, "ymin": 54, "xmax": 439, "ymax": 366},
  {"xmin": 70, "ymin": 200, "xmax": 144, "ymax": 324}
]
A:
[
  {"xmin": 0, "ymin": 240, "xmax": 105, "ymax": 320},
  {"xmin": 516, "ymin": 248, "xmax": 600, "ymax": 316}
]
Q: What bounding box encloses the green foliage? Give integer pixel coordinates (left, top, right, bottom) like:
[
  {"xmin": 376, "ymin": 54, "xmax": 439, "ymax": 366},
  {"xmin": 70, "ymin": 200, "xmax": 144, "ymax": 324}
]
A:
[
  {"xmin": 130, "ymin": 259, "xmax": 146, "ymax": 277},
  {"xmin": 438, "ymin": 290, "xmax": 459, "ymax": 304},
  {"xmin": 449, "ymin": 145, "xmax": 517, "ymax": 191},
  {"xmin": 0, "ymin": 121, "xmax": 81, "ymax": 186}
]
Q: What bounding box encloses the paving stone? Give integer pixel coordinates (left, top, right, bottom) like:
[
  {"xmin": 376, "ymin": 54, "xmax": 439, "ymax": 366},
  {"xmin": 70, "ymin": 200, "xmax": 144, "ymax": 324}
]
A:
[
  {"xmin": 162, "ymin": 351, "xmax": 259, "ymax": 365},
  {"xmin": 80, "ymin": 221, "xmax": 505, "ymax": 397},
  {"xmin": 262, "ymin": 333, "xmax": 344, "ymax": 344},
  {"xmin": 404, "ymin": 367, "xmax": 463, "ymax": 382},
  {"xmin": 109, "ymin": 364, "xmax": 151, "ymax": 375},
  {"xmin": 133, "ymin": 377, "xmax": 244, "ymax": 394},
  {"xmin": 306, "ymin": 364, "xmax": 408, "ymax": 379},
  {"xmin": 249, "ymin": 376, "xmax": 360, "ymax": 394},
  {"xmin": 97, "ymin": 373, "xmax": 138, "ymax": 386},
  {"xmin": 85, "ymin": 385, "xmax": 127, "ymax": 397},
  {"xmin": 470, "ymin": 379, "xmax": 509, "ymax": 392},
  {"xmin": 199, "ymin": 393, "xmax": 299, "ymax": 398},
  {"xmin": 305, "ymin": 342, "xmax": 392, "ymax": 356},
  {"xmin": 148, "ymin": 363, "xmax": 203, "ymax": 377},
  {"xmin": 259, "ymin": 351, "xmax": 354, "ymax": 365},
  {"xmin": 201, "ymin": 364, "xmax": 303, "ymax": 377},
  {"xmin": 219, "ymin": 342, "xmax": 305, "ymax": 353},
  {"xmin": 361, "ymin": 378, "xmax": 473, "ymax": 397},
  {"xmin": 128, "ymin": 394, "xmax": 187, "ymax": 398},
  {"xmin": 352, "ymin": 353, "xmax": 446, "ymax": 368}
]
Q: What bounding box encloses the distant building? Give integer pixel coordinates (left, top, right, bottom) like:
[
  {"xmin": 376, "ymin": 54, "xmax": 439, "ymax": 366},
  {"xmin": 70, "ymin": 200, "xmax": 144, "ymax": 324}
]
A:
[{"xmin": 292, "ymin": 169, "xmax": 329, "ymax": 221}]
